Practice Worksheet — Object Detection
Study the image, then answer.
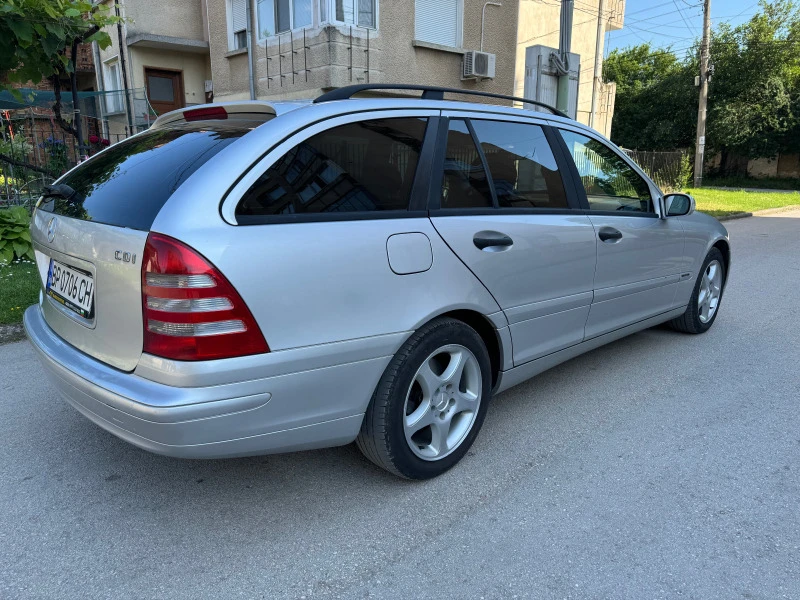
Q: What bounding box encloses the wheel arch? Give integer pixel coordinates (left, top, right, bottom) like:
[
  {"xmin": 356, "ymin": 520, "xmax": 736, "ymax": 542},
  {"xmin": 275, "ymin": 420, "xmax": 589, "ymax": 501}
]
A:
[
  {"xmin": 430, "ymin": 309, "xmax": 505, "ymax": 391},
  {"xmin": 711, "ymin": 238, "xmax": 731, "ymax": 285}
]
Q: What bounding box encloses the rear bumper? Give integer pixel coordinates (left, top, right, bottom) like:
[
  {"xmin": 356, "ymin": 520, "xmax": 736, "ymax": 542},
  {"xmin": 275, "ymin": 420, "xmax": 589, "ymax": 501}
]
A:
[{"xmin": 24, "ymin": 305, "xmax": 393, "ymax": 458}]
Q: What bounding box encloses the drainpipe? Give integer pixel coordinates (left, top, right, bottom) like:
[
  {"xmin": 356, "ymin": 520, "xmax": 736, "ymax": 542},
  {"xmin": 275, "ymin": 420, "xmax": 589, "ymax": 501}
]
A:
[
  {"xmin": 246, "ymin": 0, "xmax": 256, "ymax": 99},
  {"xmin": 480, "ymin": 2, "xmax": 502, "ymax": 52},
  {"xmin": 114, "ymin": 2, "xmax": 134, "ymax": 132}
]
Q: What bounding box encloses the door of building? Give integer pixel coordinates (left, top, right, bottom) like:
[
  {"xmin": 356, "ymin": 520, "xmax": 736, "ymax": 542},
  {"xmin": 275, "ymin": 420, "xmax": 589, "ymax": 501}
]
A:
[{"xmin": 145, "ymin": 68, "xmax": 184, "ymax": 115}]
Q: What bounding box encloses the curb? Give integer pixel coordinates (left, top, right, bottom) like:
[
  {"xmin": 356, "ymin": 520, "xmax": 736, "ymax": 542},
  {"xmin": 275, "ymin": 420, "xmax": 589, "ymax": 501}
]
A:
[
  {"xmin": 0, "ymin": 323, "xmax": 25, "ymax": 345},
  {"xmin": 716, "ymin": 204, "xmax": 800, "ymax": 222}
]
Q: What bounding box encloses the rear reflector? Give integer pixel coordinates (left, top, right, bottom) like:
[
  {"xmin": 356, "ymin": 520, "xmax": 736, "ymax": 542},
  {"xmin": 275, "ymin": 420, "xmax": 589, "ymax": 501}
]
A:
[
  {"xmin": 141, "ymin": 233, "xmax": 268, "ymax": 361},
  {"xmin": 183, "ymin": 106, "xmax": 228, "ymax": 122}
]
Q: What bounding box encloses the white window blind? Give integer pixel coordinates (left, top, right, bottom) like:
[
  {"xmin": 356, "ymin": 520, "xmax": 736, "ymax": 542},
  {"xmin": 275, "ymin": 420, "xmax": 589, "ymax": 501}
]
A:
[
  {"xmin": 415, "ymin": 0, "xmax": 461, "ymax": 48},
  {"xmin": 231, "ymin": 0, "xmax": 247, "ymax": 33}
]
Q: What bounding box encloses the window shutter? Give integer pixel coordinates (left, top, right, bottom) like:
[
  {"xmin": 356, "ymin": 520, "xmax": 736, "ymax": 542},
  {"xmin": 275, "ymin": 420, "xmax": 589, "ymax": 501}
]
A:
[
  {"xmin": 415, "ymin": 0, "xmax": 460, "ymax": 48},
  {"xmin": 231, "ymin": 0, "xmax": 247, "ymax": 33}
]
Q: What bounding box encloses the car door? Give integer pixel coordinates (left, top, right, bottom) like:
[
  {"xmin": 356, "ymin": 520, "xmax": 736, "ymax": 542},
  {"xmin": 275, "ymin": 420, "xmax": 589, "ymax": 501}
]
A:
[
  {"xmin": 428, "ymin": 114, "xmax": 597, "ymax": 366},
  {"xmin": 554, "ymin": 125, "xmax": 686, "ymax": 339}
]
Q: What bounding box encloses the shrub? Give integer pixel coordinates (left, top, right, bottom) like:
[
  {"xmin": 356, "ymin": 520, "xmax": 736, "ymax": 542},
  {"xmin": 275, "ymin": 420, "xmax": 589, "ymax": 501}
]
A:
[{"xmin": 0, "ymin": 207, "xmax": 34, "ymax": 266}]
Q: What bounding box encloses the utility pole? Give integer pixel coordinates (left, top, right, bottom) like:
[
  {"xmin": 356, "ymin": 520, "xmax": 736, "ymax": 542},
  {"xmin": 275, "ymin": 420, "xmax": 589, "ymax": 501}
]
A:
[
  {"xmin": 589, "ymin": 0, "xmax": 606, "ymax": 129},
  {"xmin": 694, "ymin": 0, "xmax": 711, "ymax": 188},
  {"xmin": 556, "ymin": 0, "xmax": 574, "ymax": 116}
]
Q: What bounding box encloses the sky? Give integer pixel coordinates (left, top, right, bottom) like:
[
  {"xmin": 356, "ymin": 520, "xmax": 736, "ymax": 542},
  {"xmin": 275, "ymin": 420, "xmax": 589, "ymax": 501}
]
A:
[{"xmin": 605, "ymin": 0, "xmax": 765, "ymax": 56}]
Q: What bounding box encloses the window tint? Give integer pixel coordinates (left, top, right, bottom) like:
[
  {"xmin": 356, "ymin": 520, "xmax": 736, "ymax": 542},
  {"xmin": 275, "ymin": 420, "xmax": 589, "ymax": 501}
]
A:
[
  {"xmin": 559, "ymin": 130, "xmax": 653, "ymax": 213},
  {"xmin": 471, "ymin": 120, "xmax": 568, "ymax": 210},
  {"xmin": 39, "ymin": 121, "xmax": 264, "ymax": 231},
  {"xmin": 440, "ymin": 119, "xmax": 494, "ymax": 209},
  {"xmin": 236, "ymin": 118, "xmax": 427, "ymax": 219}
]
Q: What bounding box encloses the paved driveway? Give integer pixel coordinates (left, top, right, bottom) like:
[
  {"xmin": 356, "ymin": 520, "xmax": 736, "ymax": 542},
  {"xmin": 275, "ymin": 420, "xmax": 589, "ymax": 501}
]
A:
[{"xmin": 2, "ymin": 211, "xmax": 799, "ymax": 600}]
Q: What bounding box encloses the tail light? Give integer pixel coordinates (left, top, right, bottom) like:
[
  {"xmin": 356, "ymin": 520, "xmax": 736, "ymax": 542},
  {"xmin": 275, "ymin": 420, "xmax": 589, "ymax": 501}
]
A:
[{"xmin": 141, "ymin": 233, "xmax": 268, "ymax": 361}]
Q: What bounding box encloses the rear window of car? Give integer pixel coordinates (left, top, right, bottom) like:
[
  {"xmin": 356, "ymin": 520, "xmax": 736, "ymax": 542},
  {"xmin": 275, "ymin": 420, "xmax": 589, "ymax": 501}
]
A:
[{"xmin": 37, "ymin": 121, "xmax": 263, "ymax": 231}]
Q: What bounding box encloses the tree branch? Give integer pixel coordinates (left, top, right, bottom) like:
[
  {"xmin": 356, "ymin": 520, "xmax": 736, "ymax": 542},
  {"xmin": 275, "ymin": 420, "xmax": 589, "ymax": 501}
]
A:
[
  {"xmin": 50, "ymin": 73, "xmax": 78, "ymax": 139},
  {"xmin": 0, "ymin": 152, "xmax": 53, "ymax": 175}
]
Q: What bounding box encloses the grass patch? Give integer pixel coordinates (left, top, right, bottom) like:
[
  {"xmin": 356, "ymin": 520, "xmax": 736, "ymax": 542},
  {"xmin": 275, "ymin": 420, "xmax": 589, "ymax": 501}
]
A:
[
  {"xmin": 703, "ymin": 176, "xmax": 800, "ymax": 191},
  {"xmin": 0, "ymin": 260, "xmax": 39, "ymax": 325},
  {"xmin": 688, "ymin": 187, "xmax": 800, "ymax": 218}
]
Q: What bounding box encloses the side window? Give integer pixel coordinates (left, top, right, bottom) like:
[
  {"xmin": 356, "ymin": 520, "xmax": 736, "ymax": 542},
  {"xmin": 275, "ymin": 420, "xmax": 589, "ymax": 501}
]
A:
[
  {"xmin": 559, "ymin": 130, "xmax": 653, "ymax": 213},
  {"xmin": 471, "ymin": 119, "xmax": 569, "ymax": 210},
  {"xmin": 440, "ymin": 119, "xmax": 494, "ymax": 209},
  {"xmin": 236, "ymin": 118, "xmax": 428, "ymax": 218}
]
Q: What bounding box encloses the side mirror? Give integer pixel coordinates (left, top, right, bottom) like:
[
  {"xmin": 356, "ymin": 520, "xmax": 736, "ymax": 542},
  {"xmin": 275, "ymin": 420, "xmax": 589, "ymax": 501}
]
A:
[{"xmin": 660, "ymin": 193, "xmax": 695, "ymax": 218}]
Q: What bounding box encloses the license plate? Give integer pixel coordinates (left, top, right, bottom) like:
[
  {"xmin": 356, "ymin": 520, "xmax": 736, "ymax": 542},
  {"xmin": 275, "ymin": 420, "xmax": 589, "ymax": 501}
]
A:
[{"xmin": 46, "ymin": 259, "xmax": 95, "ymax": 320}]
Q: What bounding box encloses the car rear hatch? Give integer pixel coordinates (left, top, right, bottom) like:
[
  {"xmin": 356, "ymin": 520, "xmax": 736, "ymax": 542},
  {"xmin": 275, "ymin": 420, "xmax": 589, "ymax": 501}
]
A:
[{"xmin": 30, "ymin": 115, "xmax": 271, "ymax": 371}]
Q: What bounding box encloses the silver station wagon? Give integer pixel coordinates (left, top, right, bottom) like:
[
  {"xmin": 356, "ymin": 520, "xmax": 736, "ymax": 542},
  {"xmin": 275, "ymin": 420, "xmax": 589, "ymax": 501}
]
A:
[{"xmin": 25, "ymin": 84, "xmax": 730, "ymax": 479}]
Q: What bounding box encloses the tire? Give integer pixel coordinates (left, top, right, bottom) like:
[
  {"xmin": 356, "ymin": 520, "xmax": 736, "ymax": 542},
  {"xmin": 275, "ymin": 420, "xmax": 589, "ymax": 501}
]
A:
[
  {"xmin": 356, "ymin": 317, "xmax": 492, "ymax": 479},
  {"xmin": 669, "ymin": 247, "xmax": 726, "ymax": 334}
]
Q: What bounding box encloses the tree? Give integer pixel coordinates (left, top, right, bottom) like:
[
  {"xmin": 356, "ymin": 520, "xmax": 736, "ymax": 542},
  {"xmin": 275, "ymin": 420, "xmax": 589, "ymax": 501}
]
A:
[
  {"xmin": 603, "ymin": 0, "xmax": 800, "ymax": 173},
  {"xmin": 603, "ymin": 43, "xmax": 698, "ymax": 151},
  {"xmin": 0, "ymin": 0, "xmax": 120, "ymax": 164}
]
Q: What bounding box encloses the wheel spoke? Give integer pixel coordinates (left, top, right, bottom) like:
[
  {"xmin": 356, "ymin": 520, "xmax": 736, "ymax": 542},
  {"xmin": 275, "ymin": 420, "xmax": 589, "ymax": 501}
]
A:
[
  {"xmin": 429, "ymin": 418, "xmax": 451, "ymax": 455},
  {"xmin": 454, "ymin": 389, "xmax": 479, "ymax": 414},
  {"xmin": 707, "ymin": 263, "xmax": 717, "ymax": 282},
  {"xmin": 405, "ymin": 401, "xmax": 434, "ymax": 435},
  {"xmin": 440, "ymin": 350, "xmax": 467, "ymax": 386},
  {"xmin": 700, "ymin": 297, "xmax": 710, "ymax": 321},
  {"xmin": 415, "ymin": 361, "xmax": 442, "ymax": 399}
]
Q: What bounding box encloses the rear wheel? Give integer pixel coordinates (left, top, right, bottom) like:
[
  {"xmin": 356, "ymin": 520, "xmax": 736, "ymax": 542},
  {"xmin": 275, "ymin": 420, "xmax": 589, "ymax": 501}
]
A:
[
  {"xmin": 669, "ymin": 247, "xmax": 726, "ymax": 334},
  {"xmin": 356, "ymin": 318, "xmax": 492, "ymax": 479}
]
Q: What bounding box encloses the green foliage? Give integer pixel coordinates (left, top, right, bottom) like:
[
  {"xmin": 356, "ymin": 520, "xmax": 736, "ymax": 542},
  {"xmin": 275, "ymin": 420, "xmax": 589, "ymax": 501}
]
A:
[
  {"xmin": 688, "ymin": 187, "xmax": 800, "ymax": 217},
  {"xmin": 0, "ymin": 207, "xmax": 34, "ymax": 266},
  {"xmin": 604, "ymin": 43, "xmax": 698, "ymax": 151},
  {"xmin": 0, "ymin": 0, "xmax": 120, "ymax": 93},
  {"xmin": 677, "ymin": 154, "xmax": 693, "ymax": 191},
  {"xmin": 604, "ymin": 1, "xmax": 800, "ymax": 162},
  {"xmin": 0, "ymin": 260, "xmax": 39, "ymax": 325}
]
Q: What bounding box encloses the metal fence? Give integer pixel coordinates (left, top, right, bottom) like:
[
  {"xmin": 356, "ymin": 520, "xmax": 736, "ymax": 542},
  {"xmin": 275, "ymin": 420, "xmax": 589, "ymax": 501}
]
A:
[
  {"xmin": 1, "ymin": 88, "xmax": 156, "ymax": 210},
  {"xmin": 622, "ymin": 149, "xmax": 691, "ymax": 192}
]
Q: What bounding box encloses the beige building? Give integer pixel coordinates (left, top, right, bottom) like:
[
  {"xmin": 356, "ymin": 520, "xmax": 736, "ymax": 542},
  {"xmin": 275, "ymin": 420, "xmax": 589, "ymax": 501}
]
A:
[
  {"xmin": 207, "ymin": 0, "xmax": 520, "ymax": 103},
  {"xmin": 516, "ymin": 0, "xmax": 624, "ymax": 137},
  {"xmin": 93, "ymin": 0, "xmax": 212, "ymax": 138},
  {"xmin": 95, "ymin": 1, "xmax": 623, "ymax": 137}
]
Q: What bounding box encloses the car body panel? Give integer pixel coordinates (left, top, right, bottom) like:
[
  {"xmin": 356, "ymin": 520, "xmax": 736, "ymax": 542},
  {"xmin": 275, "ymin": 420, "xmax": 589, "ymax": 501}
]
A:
[
  {"xmin": 30, "ymin": 210, "xmax": 148, "ymax": 371},
  {"xmin": 430, "ymin": 213, "xmax": 597, "ymax": 365}
]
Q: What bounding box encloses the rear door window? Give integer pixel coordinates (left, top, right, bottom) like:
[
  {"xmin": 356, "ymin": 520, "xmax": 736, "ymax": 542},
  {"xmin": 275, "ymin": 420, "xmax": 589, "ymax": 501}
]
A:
[
  {"xmin": 235, "ymin": 118, "xmax": 428, "ymax": 219},
  {"xmin": 440, "ymin": 119, "xmax": 494, "ymax": 209},
  {"xmin": 37, "ymin": 121, "xmax": 262, "ymax": 231},
  {"xmin": 471, "ymin": 119, "xmax": 569, "ymax": 210}
]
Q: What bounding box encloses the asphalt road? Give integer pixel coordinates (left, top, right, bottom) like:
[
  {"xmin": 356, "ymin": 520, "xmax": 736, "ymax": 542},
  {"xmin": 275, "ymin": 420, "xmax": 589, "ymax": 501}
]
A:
[{"xmin": 2, "ymin": 211, "xmax": 799, "ymax": 600}]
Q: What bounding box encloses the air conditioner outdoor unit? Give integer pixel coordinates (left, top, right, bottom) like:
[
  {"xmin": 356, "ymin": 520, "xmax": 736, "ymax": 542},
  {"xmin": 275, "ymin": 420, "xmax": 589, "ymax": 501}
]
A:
[{"xmin": 463, "ymin": 50, "xmax": 496, "ymax": 79}]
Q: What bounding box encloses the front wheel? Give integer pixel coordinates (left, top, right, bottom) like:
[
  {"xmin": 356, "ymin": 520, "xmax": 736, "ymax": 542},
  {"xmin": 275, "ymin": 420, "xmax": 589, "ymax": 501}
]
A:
[
  {"xmin": 356, "ymin": 318, "xmax": 492, "ymax": 479},
  {"xmin": 669, "ymin": 247, "xmax": 726, "ymax": 334}
]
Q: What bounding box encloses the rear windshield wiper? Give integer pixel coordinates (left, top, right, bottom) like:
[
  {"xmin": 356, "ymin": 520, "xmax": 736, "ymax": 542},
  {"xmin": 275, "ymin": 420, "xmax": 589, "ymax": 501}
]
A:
[{"xmin": 43, "ymin": 184, "xmax": 79, "ymax": 202}]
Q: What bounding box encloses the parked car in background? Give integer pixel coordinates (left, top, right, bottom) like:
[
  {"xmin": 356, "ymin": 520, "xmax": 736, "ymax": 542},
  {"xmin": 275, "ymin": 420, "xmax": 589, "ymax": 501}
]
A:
[{"xmin": 24, "ymin": 85, "xmax": 730, "ymax": 479}]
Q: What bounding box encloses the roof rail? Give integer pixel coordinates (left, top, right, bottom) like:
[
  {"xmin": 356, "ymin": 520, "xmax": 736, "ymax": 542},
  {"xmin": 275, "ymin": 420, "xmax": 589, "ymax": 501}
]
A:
[{"xmin": 313, "ymin": 84, "xmax": 570, "ymax": 119}]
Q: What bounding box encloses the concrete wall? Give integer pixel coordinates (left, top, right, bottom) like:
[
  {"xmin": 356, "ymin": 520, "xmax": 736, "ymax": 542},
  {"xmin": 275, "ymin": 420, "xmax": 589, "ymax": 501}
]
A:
[
  {"xmin": 207, "ymin": 0, "xmax": 519, "ymax": 103},
  {"xmin": 515, "ymin": 0, "xmax": 624, "ymax": 136},
  {"xmin": 123, "ymin": 0, "xmax": 207, "ymax": 41}
]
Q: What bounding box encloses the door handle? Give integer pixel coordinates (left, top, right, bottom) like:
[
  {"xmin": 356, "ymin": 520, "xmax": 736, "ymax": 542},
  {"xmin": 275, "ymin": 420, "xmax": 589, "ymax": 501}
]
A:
[
  {"xmin": 598, "ymin": 227, "xmax": 623, "ymax": 243},
  {"xmin": 473, "ymin": 231, "xmax": 514, "ymax": 251}
]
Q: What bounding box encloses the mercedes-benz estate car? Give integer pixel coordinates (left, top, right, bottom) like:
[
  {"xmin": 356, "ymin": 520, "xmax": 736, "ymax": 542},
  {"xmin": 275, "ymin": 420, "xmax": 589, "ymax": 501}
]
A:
[{"xmin": 24, "ymin": 84, "xmax": 730, "ymax": 479}]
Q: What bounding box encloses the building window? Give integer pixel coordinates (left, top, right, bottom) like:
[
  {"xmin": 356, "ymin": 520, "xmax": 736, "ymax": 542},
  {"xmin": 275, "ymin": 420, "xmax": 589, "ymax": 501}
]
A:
[
  {"xmin": 415, "ymin": 0, "xmax": 462, "ymax": 48},
  {"xmin": 257, "ymin": 0, "xmax": 313, "ymax": 37},
  {"xmin": 103, "ymin": 60, "xmax": 124, "ymax": 114},
  {"xmin": 229, "ymin": 0, "xmax": 248, "ymax": 49},
  {"xmin": 333, "ymin": 0, "xmax": 376, "ymax": 28}
]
